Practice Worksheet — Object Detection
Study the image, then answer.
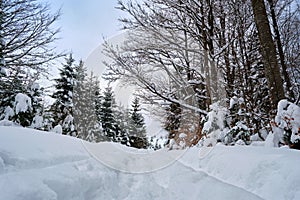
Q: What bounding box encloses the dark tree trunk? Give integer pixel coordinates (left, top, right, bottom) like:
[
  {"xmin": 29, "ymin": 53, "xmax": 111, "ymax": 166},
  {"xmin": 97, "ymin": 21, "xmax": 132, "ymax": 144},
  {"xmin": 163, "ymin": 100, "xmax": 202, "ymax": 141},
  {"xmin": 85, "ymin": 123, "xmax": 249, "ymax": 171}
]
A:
[
  {"xmin": 251, "ymin": 0, "xmax": 285, "ymax": 111},
  {"xmin": 267, "ymin": 0, "xmax": 295, "ymax": 101}
]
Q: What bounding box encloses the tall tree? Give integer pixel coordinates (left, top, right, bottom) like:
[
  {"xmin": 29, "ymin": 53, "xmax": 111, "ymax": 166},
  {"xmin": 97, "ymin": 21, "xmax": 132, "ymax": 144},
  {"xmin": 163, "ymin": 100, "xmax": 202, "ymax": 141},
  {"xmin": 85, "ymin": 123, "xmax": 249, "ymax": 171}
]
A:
[
  {"xmin": 267, "ymin": 0, "xmax": 294, "ymax": 101},
  {"xmin": 251, "ymin": 0, "xmax": 285, "ymax": 110},
  {"xmin": 1, "ymin": 0, "xmax": 61, "ymax": 71},
  {"xmin": 0, "ymin": 0, "xmax": 61, "ymax": 127},
  {"xmin": 115, "ymin": 106, "xmax": 130, "ymax": 146},
  {"xmin": 0, "ymin": 0, "xmax": 6, "ymax": 77},
  {"xmin": 128, "ymin": 97, "xmax": 148, "ymax": 149},
  {"xmin": 51, "ymin": 54, "xmax": 76, "ymax": 136},
  {"xmin": 73, "ymin": 64, "xmax": 102, "ymax": 142},
  {"xmin": 100, "ymin": 86, "xmax": 117, "ymax": 141}
]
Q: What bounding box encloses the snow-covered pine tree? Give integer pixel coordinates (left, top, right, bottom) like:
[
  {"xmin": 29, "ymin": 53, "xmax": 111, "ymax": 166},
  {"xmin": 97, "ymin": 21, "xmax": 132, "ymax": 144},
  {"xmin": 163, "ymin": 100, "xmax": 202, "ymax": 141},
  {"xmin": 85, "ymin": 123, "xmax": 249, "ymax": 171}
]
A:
[
  {"xmin": 128, "ymin": 97, "xmax": 148, "ymax": 149},
  {"xmin": 100, "ymin": 86, "xmax": 117, "ymax": 141},
  {"xmin": 87, "ymin": 74, "xmax": 103, "ymax": 142},
  {"xmin": 51, "ymin": 54, "xmax": 76, "ymax": 136},
  {"xmin": 115, "ymin": 106, "xmax": 130, "ymax": 146},
  {"xmin": 95, "ymin": 82, "xmax": 102, "ymax": 128},
  {"xmin": 164, "ymin": 101, "xmax": 182, "ymax": 145},
  {"xmin": 73, "ymin": 60, "xmax": 86, "ymax": 138},
  {"xmin": 29, "ymin": 83, "xmax": 45, "ymax": 130},
  {"xmin": 0, "ymin": 70, "xmax": 44, "ymax": 128},
  {"xmin": 73, "ymin": 65, "xmax": 102, "ymax": 142}
]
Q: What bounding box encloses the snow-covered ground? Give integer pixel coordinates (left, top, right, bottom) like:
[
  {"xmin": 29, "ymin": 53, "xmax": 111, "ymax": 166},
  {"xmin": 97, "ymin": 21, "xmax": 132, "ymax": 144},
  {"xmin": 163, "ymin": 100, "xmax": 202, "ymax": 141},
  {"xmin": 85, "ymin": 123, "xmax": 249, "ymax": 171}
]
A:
[{"xmin": 0, "ymin": 126, "xmax": 299, "ymax": 200}]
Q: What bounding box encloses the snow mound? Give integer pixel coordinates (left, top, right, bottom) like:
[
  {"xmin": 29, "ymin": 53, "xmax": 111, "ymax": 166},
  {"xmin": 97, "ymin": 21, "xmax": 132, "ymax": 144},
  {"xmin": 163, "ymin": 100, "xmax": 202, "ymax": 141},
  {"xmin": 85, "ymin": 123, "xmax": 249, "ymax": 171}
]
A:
[
  {"xmin": 0, "ymin": 126, "xmax": 299, "ymax": 200},
  {"xmin": 196, "ymin": 144, "xmax": 300, "ymax": 200},
  {"xmin": 275, "ymin": 100, "xmax": 300, "ymax": 143},
  {"xmin": 14, "ymin": 93, "xmax": 32, "ymax": 114}
]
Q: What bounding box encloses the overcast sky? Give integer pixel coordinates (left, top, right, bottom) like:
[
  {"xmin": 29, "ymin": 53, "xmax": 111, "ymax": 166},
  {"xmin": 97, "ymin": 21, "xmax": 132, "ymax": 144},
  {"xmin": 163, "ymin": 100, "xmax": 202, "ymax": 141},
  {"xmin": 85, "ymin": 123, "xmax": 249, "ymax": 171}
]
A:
[{"xmin": 47, "ymin": 0, "xmax": 125, "ymax": 60}]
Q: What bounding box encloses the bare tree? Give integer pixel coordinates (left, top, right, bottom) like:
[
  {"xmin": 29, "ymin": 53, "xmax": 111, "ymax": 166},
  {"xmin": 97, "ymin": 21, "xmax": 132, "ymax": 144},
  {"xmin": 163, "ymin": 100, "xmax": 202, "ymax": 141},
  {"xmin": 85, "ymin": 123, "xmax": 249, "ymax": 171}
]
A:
[
  {"xmin": 0, "ymin": 0, "xmax": 62, "ymax": 126},
  {"xmin": 1, "ymin": 0, "xmax": 61, "ymax": 74}
]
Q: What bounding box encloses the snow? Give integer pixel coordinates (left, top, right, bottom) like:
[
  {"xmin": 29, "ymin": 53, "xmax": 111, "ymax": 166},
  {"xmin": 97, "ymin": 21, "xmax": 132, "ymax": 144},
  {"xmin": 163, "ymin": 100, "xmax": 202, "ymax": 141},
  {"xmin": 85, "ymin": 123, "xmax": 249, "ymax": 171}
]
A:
[
  {"xmin": 4, "ymin": 106, "xmax": 14, "ymax": 120},
  {"xmin": 197, "ymin": 145, "xmax": 300, "ymax": 200},
  {"xmin": 31, "ymin": 82, "xmax": 40, "ymax": 90},
  {"xmin": 275, "ymin": 99, "xmax": 300, "ymax": 143},
  {"xmin": 179, "ymin": 133, "xmax": 187, "ymax": 138},
  {"xmin": 229, "ymin": 96, "xmax": 238, "ymax": 109},
  {"xmin": 0, "ymin": 126, "xmax": 300, "ymax": 200},
  {"xmin": 14, "ymin": 93, "xmax": 32, "ymax": 114},
  {"xmin": 0, "ymin": 119, "xmax": 20, "ymax": 127},
  {"xmin": 31, "ymin": 115, "xmax": 44, "ymax": 129},
  {"xmin": 52, "ymin": 125, "xmax": 63, "ymax": 134}
]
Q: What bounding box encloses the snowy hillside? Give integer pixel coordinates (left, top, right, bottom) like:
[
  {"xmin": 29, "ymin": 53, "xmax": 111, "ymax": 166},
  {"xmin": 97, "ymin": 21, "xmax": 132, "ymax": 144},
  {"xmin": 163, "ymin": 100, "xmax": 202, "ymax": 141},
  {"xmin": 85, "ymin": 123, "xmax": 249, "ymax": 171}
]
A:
[{"xmin": 0, "ymin": 126, "xmax": 300, "ymax": 200}]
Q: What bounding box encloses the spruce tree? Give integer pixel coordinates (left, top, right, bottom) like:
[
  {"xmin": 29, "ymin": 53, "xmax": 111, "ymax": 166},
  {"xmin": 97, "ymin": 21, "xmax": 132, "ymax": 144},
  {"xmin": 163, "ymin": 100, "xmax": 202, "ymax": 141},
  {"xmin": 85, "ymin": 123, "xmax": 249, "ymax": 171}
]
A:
[
  {"xmin": 115, "ymin": 106, "xmax": 130, "ymax": 146},
  {"xmin": 74, "ymin": 65, "xmax": 102, "ymax": 142},
  {"xmin": 51, "ymin": 54, "xmax": 76, "ymax": 136},
  {"xmin": 128, "ymin": 97, "xmax": 148, "ymax": 148},
  {"xmin": 100, "ymin": 86, "xmax": 117, "ymax": 141},
  {"xmin": 0, "ymin": 70, "xmax": 44, "ymax": 128},
  {"xmin": 29, "ymin": 83, "xmax": 44, "ymax": 130},
  {"xmin": 164, "ymin": 102, "xmax": 182, "ymax": 144}
]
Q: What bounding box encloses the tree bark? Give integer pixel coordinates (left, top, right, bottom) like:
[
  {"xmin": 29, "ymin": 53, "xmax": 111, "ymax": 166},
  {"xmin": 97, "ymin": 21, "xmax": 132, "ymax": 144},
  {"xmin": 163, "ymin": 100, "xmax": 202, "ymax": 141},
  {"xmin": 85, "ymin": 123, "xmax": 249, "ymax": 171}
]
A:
[
  {"xmin": 267, "ymin": 0, "xmax": 295, "ymax": 101},
  {"xmin": 251, "ymin": 0, "xmax": 285, "ymax": 110},
  {"xmin": 0, "ymin": 0, "xmax": 5, "ymax": 73}
]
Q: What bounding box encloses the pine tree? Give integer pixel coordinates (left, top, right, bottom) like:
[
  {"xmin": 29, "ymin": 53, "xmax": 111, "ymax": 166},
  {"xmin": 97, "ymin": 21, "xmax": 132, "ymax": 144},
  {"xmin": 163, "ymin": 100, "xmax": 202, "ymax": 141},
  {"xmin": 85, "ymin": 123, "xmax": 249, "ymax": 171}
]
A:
[
  {"xmin": 115, "ymin": 106, "xmax": 130, "ymax": 146},
  {"xmin": 73, "ymin": 65, "xmax": 102, "ymax": 142},
  {"xmin": 100, "ymin": 86, "xmax": 117, "ymax": 141},
  {"xmin": 128, "ymin": 97, "xmax": 148, "ymax": 148},
  {"xmin": 51, "ymin": 54, "xmax": 76, "ymax": 136},
  {"xmin": 164, "ymin": 102, "xmax": 182, "ymax": 144},
  {"xmin": 29, "ymin": 83, "xmax": 44, "ymax": 130},
  {"xmin": 0, "ymin": 71, "xmax": 44, "ymax": 128}
]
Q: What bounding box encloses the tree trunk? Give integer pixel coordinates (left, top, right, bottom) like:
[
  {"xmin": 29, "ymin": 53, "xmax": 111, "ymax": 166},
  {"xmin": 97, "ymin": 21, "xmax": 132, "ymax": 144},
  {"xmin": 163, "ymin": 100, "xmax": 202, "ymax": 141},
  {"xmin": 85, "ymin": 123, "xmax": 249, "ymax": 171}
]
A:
[
  {"xmin": 251, "ymin": 0, "xmax": 285, "ymax": 111},
  {"xmin": 0, "ymin": 0, "xmax": 5, "ymax": 73},
  {"xmin": 267, "ymin": 0, "xmax": 295, "ymax": 101}
]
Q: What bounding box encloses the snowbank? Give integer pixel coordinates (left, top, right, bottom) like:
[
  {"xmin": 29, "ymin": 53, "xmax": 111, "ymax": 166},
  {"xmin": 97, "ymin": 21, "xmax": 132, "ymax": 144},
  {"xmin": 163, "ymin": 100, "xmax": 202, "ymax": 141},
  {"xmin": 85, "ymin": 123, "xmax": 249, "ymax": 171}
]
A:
[
  {"xmin": 196, "ymin": 145, "xmax": 300, "ymax": 200},
  {"xmin": 0, "ymin": 126, "xmax": 299, "ymax": 200}
]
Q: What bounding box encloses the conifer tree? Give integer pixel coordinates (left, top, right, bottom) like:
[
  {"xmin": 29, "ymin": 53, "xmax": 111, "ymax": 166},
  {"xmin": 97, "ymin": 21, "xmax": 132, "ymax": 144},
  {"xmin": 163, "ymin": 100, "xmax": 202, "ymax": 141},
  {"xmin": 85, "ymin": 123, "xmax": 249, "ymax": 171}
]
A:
[
  {"xmin": 100, "ymin": 86, "xmax": 117, "ymax": 141},
  {"xmin": 73, "ymin": 65, "xmax": 102, "ymax": 142},
  {"xmin": 51, "ymin": 54, "xmax": 76, "ymax": 136},
  {"xmin": 128, "ymin": 97, "xmax": 148, "ymax": 148},
  {"xmin": 29, "ymin": 83, "xmax": 44, "ymax": 130},
  {"xmin": 115, "ymin": 106, "xmax": 130, "ymax": 146},
  {"xmin": 0, "ymin": 71, "xmax": 44, "ymax": 128}
]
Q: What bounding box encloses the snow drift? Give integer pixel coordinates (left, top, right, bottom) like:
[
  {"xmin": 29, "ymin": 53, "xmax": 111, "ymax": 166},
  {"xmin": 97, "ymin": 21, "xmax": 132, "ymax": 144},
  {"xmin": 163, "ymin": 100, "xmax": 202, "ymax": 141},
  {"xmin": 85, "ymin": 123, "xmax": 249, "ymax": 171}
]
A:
[{"xmin": 0, "ymin": 126, "xmax": 299, "ymax": 200}]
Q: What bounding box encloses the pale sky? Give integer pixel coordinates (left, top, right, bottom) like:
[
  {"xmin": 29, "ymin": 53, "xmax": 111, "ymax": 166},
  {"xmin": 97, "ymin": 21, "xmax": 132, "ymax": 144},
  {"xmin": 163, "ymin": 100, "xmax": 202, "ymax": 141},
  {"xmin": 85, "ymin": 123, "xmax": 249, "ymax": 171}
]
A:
[{"xmin": 46, "ymin": 0, "xmax": 125, "ymax": 60}]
